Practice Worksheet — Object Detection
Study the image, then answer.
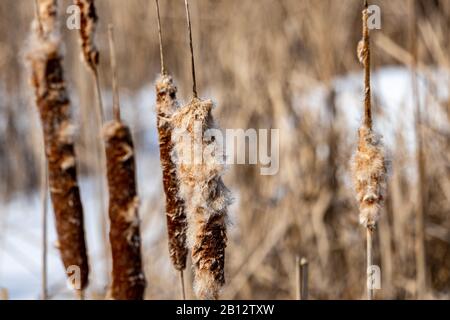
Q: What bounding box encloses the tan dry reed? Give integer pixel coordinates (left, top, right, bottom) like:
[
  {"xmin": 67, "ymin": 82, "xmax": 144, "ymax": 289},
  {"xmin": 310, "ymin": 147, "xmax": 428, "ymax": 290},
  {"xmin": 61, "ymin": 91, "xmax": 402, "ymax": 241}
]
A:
[{"xmin": 28, "ymin": 0, "xmax": 89, "ymax": 292}]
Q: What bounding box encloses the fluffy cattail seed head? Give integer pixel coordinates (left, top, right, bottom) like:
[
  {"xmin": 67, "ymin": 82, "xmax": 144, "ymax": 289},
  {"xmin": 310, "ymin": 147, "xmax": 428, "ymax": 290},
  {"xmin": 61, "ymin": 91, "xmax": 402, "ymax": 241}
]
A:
[
  {"xmin": 171, "ymin": 98, "xmax": 231, "ymax": 300},
  {"xmin": 351, "ymin": 125, "xmax": 387, "ymax": 227}
]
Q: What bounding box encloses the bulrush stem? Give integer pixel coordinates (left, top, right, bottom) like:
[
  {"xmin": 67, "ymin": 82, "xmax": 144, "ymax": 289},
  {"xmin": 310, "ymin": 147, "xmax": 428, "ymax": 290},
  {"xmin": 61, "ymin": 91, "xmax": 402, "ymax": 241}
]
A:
[
  {"xmin": 40, "ymin": 157, "xmax": 48, "ymax": 300},
  {"xmin": 185, "ymin": 0, "xmax": 198, "ymax": 98},
  {"xmin": 410, "ymin": 0, "xmax": 427, "ymax": 299},
  {"xmin": 108, "ymin": 24, "xmax": 121, "ymax": 122},
  {"xmin": 155, "ymin": 0, "xmax": 166, "ymax": 75},
  {"xmin": 366, "ymin": 227, "xmax": 374, "ymax": 300},
  {"xmin": 300, "ymin": 257, "xmax": 309, "ymax": 300},
  {"xmin": 180, "ymin": 271, "xmax": 186, "ymax": 300}
]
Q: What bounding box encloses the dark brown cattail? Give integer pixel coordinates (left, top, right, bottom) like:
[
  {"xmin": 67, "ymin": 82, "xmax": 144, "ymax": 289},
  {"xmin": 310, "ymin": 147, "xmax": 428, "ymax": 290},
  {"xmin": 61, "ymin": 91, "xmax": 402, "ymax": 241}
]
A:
[
  {"xmin": 27, "ymin": 0, "xmax": 89, "ymax": 292},
  {"xmin": 171, "ymin": 98, "xmax": 231, "ymax": 300},
  {"xmin": 74, "ymin": 0, "xmax": 99, "ymax": 73},
  {"xmin": 154, "ymin": 0, "xmax": 188, "ymax": 275},
  {"xmin": 156, "ymin": 75, "xmax": 188, "ymax": 272},
  {"xmin": 104, "ymin": 25, "xmax": 146, "ymax": 300},
  {"xmin": 103, "ymin": 121, "xmax": 146, "ymax": 300}
]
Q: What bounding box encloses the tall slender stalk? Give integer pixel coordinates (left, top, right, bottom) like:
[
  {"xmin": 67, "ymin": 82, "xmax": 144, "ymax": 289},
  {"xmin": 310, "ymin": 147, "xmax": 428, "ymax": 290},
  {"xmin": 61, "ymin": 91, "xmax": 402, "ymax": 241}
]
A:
[
  {"xmin": 184, "ymin": 0, "xmax": 197, "ymax": 98},
  {"xmin": 40, "ymin": 156, "xmax": 48, "ymax": 300},
  {"xmin": 410, "ymin": 0, "xmax": 427, "ymax": 299},
  {"xmin": 352, "ymin": 0, "xmax": 387, "ymax": 300}
]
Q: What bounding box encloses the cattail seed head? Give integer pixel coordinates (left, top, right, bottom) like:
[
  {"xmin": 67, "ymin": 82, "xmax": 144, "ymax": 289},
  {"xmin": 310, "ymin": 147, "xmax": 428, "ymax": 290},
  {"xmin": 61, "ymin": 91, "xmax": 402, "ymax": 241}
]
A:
[
  {"xmin": 171, "ymin": 98, "xmax": 231, "ymax": 300},
  {"xmin": 103, "ymin": 120, "xmax": 146, "ymax": 300},
  {"xmin": 351, "ymin": 125, "xmax": 387, "ymax": 227},
  {"xmin": 74, "ymin": 0, "xmax": 99, "ymax": 72},
  {"xmin": 156, "ymin": 74, "xmax": 188, "ymax": 271},
  {"xmin": 28, "ymin": 0, "xmax": 89, "ymax": 291}
]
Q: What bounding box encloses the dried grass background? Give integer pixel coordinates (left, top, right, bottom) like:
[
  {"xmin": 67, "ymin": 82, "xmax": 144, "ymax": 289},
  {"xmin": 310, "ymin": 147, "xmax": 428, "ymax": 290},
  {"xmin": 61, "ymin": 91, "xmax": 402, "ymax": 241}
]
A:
[{"xmin": 0, "ymin": 0, "xmax": 449, "ymax": 299}]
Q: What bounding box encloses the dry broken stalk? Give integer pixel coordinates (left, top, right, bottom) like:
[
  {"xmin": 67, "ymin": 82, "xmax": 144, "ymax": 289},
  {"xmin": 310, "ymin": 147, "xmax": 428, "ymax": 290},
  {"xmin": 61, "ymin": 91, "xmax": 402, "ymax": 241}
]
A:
[
  {"xmin": 351, "ymin": 0, "xmax": 387, "ymax": 300},
  {"xmin": 154, "ymin": 0, "xmax": 188, "ymax": 299},
  {"xmin": 27, "ymin": 0, "xmax": 89, "ymax": 295},
  {"xmin": 170, "ymin": 0, "xmax": 232, "ymax": 300},
  {"xmin": 103, "ymin": 25, "xmax": 146, "ymax": 300}
]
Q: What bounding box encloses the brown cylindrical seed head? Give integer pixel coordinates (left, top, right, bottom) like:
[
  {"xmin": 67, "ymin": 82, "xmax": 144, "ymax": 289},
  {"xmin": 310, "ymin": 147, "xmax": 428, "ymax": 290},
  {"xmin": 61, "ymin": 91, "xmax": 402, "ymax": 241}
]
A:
[
  {"xmin": 28, "ymin": 0, "xmax": 89, "ymax": 290},
  {"xmin": 74, "ymin": 0, "xmax": 99, "ymax": 72},
  {"xmin": 103, "ymin": 121, "xmax": 146, "ymax": 300},
  {"xmin": 156, "ymin": 74, "xmax": 188, "ymax": 271}
]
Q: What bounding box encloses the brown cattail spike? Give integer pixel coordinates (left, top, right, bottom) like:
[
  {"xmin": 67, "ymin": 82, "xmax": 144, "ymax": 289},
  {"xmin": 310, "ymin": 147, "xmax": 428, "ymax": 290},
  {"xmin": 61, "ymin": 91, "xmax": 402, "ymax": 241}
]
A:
[
  {"xmin": 184, "ymin": 0, "xmax": 198, "ymax": 98},
  {"xmin": 28, "ymin": 0, "xmax": 89, "ymax": 292},
  {"xmin": 362, "ymin": 2, "xmax": 372, "ymax": 129},
  {"xmin": 74, "ymin": 0, "xmax": 99, "ymax": 72},
  {"xmin": 172, "ymin": 98, "xmax": 231, "ymax": 300},
  {"xmin": 103, "ymin": 121, "xmax": 146, "ymax": 300},
  {"xmin": 156, "ymin": 74, "xmax": 188, "ymax": 272}
]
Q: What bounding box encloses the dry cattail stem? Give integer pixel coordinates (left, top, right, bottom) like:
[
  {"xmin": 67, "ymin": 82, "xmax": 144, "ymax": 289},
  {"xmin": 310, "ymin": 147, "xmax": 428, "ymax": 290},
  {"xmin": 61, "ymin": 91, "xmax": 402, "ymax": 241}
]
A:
[
  {"xmin": 103, "ymin": 121, "xmax": 146, "ymax": 300},
  {"xmin": 172, "ymin": 98, "xmax": 231, "ymax": 300},
  {"xmin": 103, "ymin": 25, "xmax": 146, "ymax": 300},
  {"xmin": 410, "ymin": 0, "xmax": 427, "ymax": 298},
  {"xmin": 28, "ymin": 0, "xmax": 89, "ymax": 292},
  {"xmin": 154, "ymin": 0, "xmax": 188, "ymax": 277},
  {"xmin": 352, "ymin": 1, "xmax": 386, "ymax": 300}
]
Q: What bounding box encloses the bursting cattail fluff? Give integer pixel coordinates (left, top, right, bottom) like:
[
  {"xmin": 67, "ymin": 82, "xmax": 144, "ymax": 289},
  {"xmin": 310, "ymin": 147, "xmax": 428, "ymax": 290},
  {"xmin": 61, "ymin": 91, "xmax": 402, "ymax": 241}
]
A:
[
  {"xmin": 351, "ymin": 125, "xmax": 387, "ymax": 227},
  {"xmin": 103, "ymin": 121, "xmax": 146, "ymax": 299},
  {"xmin": 171, "ymin": 98, "xmax": 231, "ymax": 300},
  {"xmin": 74, "ymin": 0, "xmax": 99, "ymax": 71},
  {"xmin": 156, "ymin": 74, "xmax": 188, "ymax": 271},
  {"xmin": 27, "ymin": 0, "xmax": 89, "ymax": 290}
]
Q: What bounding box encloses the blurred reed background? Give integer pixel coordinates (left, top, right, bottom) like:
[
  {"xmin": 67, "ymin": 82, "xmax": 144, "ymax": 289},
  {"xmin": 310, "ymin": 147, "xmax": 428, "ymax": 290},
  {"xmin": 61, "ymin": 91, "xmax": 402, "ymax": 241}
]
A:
[{"xmin": 0, "ymin": 0, "xmax": 449, "ymax": 299}]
